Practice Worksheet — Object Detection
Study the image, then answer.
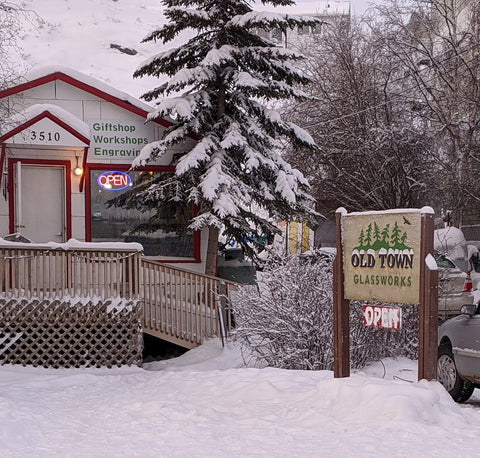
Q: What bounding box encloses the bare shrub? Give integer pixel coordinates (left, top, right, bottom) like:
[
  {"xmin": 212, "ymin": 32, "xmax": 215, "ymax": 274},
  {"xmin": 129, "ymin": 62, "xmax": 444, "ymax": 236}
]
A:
[{"xmin": 231, "ymin": 252, "xmax": 418, "ymax": 370}]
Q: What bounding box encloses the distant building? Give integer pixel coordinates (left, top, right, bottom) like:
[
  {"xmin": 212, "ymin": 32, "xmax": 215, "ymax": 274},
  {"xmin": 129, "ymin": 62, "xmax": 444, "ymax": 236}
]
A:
[{"xmin": 256, "ymin": 1, "xmax": 351, "ymax": 49}]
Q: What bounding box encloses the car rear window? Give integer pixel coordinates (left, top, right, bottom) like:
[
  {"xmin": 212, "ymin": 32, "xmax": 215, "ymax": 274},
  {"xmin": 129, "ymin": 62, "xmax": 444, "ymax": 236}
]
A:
[{"xmin": 436, "ymin": 256, "xmax": 456, "ymax": 269}]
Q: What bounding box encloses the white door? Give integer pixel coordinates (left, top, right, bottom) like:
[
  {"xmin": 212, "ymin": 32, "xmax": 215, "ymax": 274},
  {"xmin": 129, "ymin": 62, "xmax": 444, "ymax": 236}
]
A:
[{"xmin": 15, "ymin": 164, "xmax": 65, "ymax": 243}]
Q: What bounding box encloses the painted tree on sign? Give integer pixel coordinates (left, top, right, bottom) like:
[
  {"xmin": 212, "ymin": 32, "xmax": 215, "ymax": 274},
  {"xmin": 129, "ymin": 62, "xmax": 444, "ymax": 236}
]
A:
[
  {"xmin": 391, "ymin": 221, "xmax": 400, "ymax": 247},
  {"xmin": 381, "ymin": 224, "xmax": 390, "ymax": 244},
  {"xmin": 373, "ymin": 222, "xmax": 381, "ymax": 242},
  {"xmin": 128, "ymin": 0, "xmax": 321, "ymax": 274},
  {"xmin": 365, "ymin": 223, "xmax": 372, "ymax": 247}
]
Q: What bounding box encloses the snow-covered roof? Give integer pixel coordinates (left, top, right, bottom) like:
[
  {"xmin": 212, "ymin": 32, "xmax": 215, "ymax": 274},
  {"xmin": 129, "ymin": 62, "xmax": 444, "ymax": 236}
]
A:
[
  {"xmin": 7, "ymin": 103, "xmax": 90, "ymax": 140},
  {"xmin": 24, "ymin": 66, "xmax": 155, "ymax": 113},
  {"xmin": 0, "ymin": 66, "xmax": 177, "ymax": 130}
]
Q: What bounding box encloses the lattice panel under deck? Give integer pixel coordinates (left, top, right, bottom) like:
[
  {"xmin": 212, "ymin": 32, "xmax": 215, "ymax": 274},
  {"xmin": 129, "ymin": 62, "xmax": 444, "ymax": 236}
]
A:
[{"xmin": 0, "ymin": 298, "xmax": 143, "ymax": 368}]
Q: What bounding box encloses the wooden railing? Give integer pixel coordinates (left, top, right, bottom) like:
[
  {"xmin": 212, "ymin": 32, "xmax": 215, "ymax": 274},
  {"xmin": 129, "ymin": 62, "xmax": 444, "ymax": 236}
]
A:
[
  {"xmin": 141, "ymin": 259, "xmax": 238, "ymax": 348},
  {"xmin": 0, "ymin": 244, "xmax": 238, "ymax": 349},
  {"xmin": 0, "ymin": 244, "xmax": 141, "ymax": 300}
]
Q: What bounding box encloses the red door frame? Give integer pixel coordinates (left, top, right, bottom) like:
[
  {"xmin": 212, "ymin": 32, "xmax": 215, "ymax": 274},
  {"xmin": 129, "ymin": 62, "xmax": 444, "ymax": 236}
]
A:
[
  {"xmin": 84, "ymin": 163, "xmax": 200, "ymax": 263},
  {"xmin": 8, "ymin": 158, "xmax": 72, "ymax": 240}
]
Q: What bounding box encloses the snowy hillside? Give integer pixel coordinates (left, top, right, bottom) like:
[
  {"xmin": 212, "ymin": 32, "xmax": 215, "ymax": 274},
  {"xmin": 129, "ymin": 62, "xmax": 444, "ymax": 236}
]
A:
[
  {"xmin": 12, "ymin": 0, "xmax": 351, "ymax": 101},
  {"xmin": 13, "ymin": 0, "xmax": 182, "ymax": 99}
]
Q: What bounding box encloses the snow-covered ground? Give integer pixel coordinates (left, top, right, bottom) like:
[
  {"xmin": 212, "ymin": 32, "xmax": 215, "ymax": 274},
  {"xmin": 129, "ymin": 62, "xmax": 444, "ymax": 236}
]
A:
[{"xmin": 2, "ymin": 339, "xmax": 480, "ymax": 457}]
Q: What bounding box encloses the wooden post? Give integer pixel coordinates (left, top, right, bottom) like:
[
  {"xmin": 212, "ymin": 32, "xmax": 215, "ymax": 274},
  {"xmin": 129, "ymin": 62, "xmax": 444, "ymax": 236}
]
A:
[
  {"xmin": 217, "ymin": 281, "xmax": 228, "ymax": 348},
  {"xmin": 333, "ymin": 209, "xmax": 350, "ymax": 378},
  {"xmin": 418, "ymin": 212, "xmax": 437, "ymax": 380}
]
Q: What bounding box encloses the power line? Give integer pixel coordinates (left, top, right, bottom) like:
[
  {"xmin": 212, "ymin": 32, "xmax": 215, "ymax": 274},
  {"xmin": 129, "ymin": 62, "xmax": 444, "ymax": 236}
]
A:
[{"xmin": 295, "ymin": 41, "xmax": 480, "ymax": 127}]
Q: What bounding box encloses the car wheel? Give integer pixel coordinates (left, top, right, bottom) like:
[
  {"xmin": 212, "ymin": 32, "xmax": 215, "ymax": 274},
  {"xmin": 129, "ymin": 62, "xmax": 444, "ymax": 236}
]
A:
[{"xmin": 437, "ymin": 345, "xmax": 475, "ymax": 403}]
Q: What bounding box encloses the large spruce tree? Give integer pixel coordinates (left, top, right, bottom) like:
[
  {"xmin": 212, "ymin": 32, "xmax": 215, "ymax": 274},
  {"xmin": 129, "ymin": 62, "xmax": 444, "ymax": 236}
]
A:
[{"xmin": 131, "ymin": 0, "xmax": 321, "ymax": 274}]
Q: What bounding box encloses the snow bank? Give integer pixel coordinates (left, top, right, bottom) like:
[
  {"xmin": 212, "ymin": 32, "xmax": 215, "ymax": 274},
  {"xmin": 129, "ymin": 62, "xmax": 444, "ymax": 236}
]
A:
[{"xmin": 1, "ymin": 344, "xmax": 480, "ymax": 457}]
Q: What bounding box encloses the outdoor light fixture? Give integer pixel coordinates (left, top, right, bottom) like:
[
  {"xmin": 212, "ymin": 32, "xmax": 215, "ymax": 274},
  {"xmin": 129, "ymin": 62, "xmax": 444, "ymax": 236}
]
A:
[{"xmin": 73, "ymin": 155, "xmax": 83, "ymax": 177}]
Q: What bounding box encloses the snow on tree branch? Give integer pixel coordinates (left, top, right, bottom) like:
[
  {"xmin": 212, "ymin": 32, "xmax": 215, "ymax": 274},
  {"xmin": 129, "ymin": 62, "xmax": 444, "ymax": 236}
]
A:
[{"xmin": 126, "ymin": 0, "xmax": 322, "ymax": 266}]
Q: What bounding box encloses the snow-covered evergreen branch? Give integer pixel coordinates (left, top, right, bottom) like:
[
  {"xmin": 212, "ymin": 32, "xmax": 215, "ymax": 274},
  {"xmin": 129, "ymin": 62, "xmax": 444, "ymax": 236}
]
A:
[{"xmin": 129, "ymin": 0, "xmax": 322, "ymax": 265}]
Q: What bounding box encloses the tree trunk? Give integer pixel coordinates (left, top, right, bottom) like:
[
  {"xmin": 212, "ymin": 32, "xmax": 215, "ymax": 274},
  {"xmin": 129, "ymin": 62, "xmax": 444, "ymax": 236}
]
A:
[
  {"xmin": 205, "ymin": 225, "xmax": 219, "ymax": 277},
  {"xmin": 203, "ymin": 77, "xmax": 225, "ymax": 277}
]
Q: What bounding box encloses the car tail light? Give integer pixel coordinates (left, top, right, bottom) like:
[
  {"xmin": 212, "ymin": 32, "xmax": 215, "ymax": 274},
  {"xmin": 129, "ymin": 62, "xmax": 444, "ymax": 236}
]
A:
[{"xmin": 463, "ymin": 275, "xmax": 473, "ymax": 292}]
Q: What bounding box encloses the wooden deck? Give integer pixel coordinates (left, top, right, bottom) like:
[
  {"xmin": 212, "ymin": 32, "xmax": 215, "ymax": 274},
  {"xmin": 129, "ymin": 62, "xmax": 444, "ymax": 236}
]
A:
[{"xmin": 0, "ymin": 244, "xmax": 238, "ymax": 349}]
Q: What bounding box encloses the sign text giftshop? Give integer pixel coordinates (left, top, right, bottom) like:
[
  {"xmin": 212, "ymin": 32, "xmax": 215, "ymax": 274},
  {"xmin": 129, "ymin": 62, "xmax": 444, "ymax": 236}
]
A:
[{"xmin": 88, "ymin": 120, "xmax": 154, "ymax": 161}]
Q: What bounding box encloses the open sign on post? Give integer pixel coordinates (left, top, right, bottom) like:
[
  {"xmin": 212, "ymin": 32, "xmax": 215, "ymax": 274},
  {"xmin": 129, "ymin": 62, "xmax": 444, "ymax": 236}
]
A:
[
  {"xmin": 97, "ymin": 171, "xmax": 132, "ymax": 191},
  {"xmin": 362, "ymin": 304, "xmax": 402, "ymax": 330}
]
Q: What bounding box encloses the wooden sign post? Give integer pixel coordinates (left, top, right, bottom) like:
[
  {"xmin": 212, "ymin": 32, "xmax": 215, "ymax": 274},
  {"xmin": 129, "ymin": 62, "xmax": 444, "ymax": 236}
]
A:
[{"xmin": 333, "ymin": 207, "xmax": 438, "ymax": 381}]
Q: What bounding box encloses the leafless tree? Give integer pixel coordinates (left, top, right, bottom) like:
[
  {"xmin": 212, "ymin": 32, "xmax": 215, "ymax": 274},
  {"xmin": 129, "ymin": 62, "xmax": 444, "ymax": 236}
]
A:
[
  {"xmin": 0, "ymin": 1, "xmax": 29, "ymax": 129},
  {"xmin": 284, "ymin": 15, "xmax": 434, "ymax": 218},
  {"xmin": 231, "ymin": 253, "xmax": 418, "ymax": 370},
  {"xmin": 368, "ymin": 0, "xmax": 480, "ymax": 223}
]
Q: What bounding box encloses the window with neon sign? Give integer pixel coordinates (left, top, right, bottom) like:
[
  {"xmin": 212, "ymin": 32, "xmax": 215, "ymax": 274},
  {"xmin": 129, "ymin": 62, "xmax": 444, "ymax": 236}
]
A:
[
  {"xmin": 96, "ymin": 171, "xmax": 132, "ymax": 191},
  {"xmin": 89, "ymin": 169, "xmax": 194, "ymax": 258}
]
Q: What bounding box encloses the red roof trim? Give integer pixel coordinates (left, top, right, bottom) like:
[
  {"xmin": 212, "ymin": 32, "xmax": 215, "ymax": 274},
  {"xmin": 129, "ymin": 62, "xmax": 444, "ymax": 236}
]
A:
[
  {"xmin": 0, "ymin": 71, "xmax": 174, "ymax": 129},
  {"xmin": 0, "ymin": 110, "xmax": 91, "ymax": 145}
]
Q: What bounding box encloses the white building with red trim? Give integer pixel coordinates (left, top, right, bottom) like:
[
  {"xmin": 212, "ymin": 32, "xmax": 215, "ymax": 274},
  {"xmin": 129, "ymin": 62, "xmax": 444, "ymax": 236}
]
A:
[{"xmin": 0, "ymin": 66, "xmax": 210, "ymax": 273}]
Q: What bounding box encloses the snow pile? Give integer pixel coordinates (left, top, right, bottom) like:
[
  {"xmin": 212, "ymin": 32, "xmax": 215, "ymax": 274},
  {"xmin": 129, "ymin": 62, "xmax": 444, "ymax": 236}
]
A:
[
  {"xmin": 434, "ymin": 226, "xmax": 469, "ymax": 271},
  {"xmin": 1, "ymin": 339, "xmax": 480, "ymax": 457}
]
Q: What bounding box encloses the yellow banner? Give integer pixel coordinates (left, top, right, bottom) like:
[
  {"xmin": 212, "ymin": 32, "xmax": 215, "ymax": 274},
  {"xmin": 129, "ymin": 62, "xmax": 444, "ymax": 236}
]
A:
[{"xmin": 288, "ymin": 221, "xmax": 297, "ymax": 255}]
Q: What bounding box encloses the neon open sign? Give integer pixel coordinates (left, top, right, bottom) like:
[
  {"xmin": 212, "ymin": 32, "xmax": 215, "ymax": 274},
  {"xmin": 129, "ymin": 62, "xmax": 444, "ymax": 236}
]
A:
[{"xmin": 97, "ymin": 171, "xmax": 132, "ymax": 191}]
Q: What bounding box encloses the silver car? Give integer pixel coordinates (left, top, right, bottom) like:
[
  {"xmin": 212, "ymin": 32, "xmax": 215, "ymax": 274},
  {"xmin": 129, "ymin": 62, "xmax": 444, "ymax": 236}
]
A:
[
  {"xmin": 438, "ymin": 304, "xmax": 480, "ymax": 402},
  {"xmin": 436, "ymin": 254, "xmax": 474, "ymax": 319}
]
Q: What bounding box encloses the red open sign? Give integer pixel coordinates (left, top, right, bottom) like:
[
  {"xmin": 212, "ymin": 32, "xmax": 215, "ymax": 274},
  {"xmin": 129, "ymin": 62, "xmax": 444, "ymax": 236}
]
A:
[
  {"xmin": 362, "ymin": 305, "xmax": 402, "ymax": 330},
  {"xmin": 97, "ymin": 171, "xmax": 132, "ymax": 191}
]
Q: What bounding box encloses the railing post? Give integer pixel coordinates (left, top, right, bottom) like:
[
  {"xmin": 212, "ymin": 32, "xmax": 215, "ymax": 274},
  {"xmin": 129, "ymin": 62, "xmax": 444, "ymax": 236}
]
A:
[{"xmin": 217, "ymin": 282, "xmax": 228, "ymax": 347}]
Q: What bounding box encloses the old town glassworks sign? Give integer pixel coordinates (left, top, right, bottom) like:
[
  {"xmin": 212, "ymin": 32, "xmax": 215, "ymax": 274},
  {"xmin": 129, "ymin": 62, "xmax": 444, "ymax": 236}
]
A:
[
  {"xmin": 333, "ymin": 207, "xmax": 438, "ymax": 382},
  {"xmin": 342, "ymin": 211, "xmax": 421, "ymax": 304}
]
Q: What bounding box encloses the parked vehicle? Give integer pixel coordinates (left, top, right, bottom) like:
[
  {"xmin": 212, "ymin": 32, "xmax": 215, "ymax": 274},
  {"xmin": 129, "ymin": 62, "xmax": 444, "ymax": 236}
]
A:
[
  {"xmin": 438, "ymin": 304, "xmax": 480, "ymax": 402},
  {"xmin": 435, "ymin": 253, "xmax": 474, "ymax": 319},
  {"xmin": 434, "ymin": 226, "xmax": 469, "ymax": 272},
  {"xmin": 469, "ymin": 250, "xmax": 480, "ymax": 290}
]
